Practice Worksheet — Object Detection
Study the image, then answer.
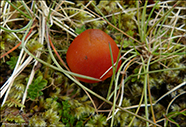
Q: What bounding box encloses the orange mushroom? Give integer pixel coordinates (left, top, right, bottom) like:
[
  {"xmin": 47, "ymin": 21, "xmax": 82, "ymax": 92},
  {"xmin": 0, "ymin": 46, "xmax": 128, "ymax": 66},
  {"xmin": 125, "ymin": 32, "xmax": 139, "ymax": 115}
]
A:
[{"xmin": 66, "ymin": 29, "xmax": 121, "ymax": 83}]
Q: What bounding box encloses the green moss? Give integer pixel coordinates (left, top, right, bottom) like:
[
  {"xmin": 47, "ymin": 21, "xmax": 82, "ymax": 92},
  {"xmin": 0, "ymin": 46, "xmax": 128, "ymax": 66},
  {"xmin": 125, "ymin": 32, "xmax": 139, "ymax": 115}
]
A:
[
  {"xmin": 26, "ymin": 39, "xmax": 42, "ymax": 53},
  {"xmin": 29, "ymin": 114, "xmax": 47, "ymax": 126},
  {"xmin": 154, "ymin": 103, "xmax": 166, "ymax": 119},
  {"xmin": 3, "ymin": 74, "xmax": 27, "ymax": 108},
  {"xmin": 96, "ymin": 1, "xmax": 120, "ymax": 15},
  {"xmin": 1, "ymin": 108, "xmax": 26, "ymax": 125},
  {"xmin": 61, "ymin": 95, "xmax": 95, "ymax": 120},
  {"xmin": 85, "ymin": 114, "xmax": 107, "ymax": 127},
  {"xmin": 6, "ymin": 56, "xmax": 18, "ymax": 69}
]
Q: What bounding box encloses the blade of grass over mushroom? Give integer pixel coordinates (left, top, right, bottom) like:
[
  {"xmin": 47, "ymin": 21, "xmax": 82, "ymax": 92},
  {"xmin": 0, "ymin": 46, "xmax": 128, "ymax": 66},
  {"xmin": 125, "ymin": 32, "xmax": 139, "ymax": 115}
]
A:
[
  {"xmin": 106, "ymin": 43, "xmax": 116, "ymax": 100},
  {"xmin": 99, "ymin": 41, "xmax": 122, "ymax": 81},
  {"xmin": 106, "ymin": 41, "xmax": 123, "ymax": 102}
]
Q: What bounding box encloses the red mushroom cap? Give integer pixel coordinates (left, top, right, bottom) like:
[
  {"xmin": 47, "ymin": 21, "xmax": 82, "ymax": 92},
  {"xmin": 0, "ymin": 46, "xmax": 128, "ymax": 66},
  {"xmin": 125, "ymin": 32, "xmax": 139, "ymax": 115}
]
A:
[{"xmin": 66, "ymin": 29, "xmax": 121, "ymax": 83}]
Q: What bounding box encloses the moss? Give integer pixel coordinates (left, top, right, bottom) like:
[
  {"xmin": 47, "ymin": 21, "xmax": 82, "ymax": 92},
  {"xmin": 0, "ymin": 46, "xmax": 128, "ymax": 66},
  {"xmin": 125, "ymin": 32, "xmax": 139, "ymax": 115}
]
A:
[
  {"xmin": 26, "ymin": 39, "xmax": 42, "ymax": 53},
  {"xmin": 0, "ymin": 31, "xmax": 18, "ymax": 58},
  {"xmin": 29, "ymin": 98, "xmax": 64, "ymax": 126},
  {"xmin": 131, "ymin": 83, "xmax": 143, "ymax": 96},
  {"xmin": 1, "ymin": 107, "xmax": 26, "ymax": 125},
  {"xmin": 61, "ymin": 95, "xmax": 95, "ymax": 120},
  {"xmin": 154, "ymin": 103, "xmax": 166, "ymax": 119},
  {"xmin": 3, "ymin": 74, "xmax": 27, "ymax": 108},
  {"xmin": 85, "ymin": 114, "xmax": 107, "ymax": 127},
  {"xmin": 29, "ymin": 114, "xmax": 47, "ymax": 126},
  {"xmin": 96, "ymin": 1, "xmax": 120, "ymax": 15}
]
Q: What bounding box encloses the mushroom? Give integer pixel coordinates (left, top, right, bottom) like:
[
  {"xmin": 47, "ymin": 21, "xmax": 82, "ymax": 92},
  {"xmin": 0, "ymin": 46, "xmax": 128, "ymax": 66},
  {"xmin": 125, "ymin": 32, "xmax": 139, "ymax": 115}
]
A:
[{"xmin": 66, "ymin": 29, "xmax": 121, "ymax": 83}]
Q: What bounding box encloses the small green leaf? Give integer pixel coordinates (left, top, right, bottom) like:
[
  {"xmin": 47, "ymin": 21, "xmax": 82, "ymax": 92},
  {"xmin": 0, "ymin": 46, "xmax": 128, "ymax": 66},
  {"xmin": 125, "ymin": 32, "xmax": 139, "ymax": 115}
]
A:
[
  {"xmin": 131, "ymin": 77, "xmax": 136, "ymax": 82},
  {"xmin": 26, "ymin": 40, "xmax": 42, "ymax": 53},
  {"xmin": 0, "ymin": 41, "xmax": 5, "ymax": 50},
  {"xmin": 6, "ymin": 56, "xmax": 18, "ymax": 69},
  {"xmin": 76, "ymin": 121, "xmax": 83, "ymax": 127},
  {"xmin": 27, "ymin": 75, "xmax": 47, "ymax": 100},
  {"xmin": 75, "ymin": 25, "xmax": 86, "ymax": 34}
]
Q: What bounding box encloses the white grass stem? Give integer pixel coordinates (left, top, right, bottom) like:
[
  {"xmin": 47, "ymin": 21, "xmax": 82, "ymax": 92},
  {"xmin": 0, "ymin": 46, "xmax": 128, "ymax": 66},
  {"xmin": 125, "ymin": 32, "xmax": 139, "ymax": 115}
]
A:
[
  {"xmin": 21, "ymin": 14, "xmax": 45, "ymax": 110},
  {"xmin": 1, "ymin": 56, "xmax": 33, "ymax": 106}
]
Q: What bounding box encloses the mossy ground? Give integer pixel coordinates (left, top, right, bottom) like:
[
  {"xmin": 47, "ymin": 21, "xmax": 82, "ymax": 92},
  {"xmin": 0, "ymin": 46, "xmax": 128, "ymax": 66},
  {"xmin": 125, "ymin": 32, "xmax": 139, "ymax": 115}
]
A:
[{"xmin": 1, "ymin": 1, "xmax": 186, "ymax": 127}]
